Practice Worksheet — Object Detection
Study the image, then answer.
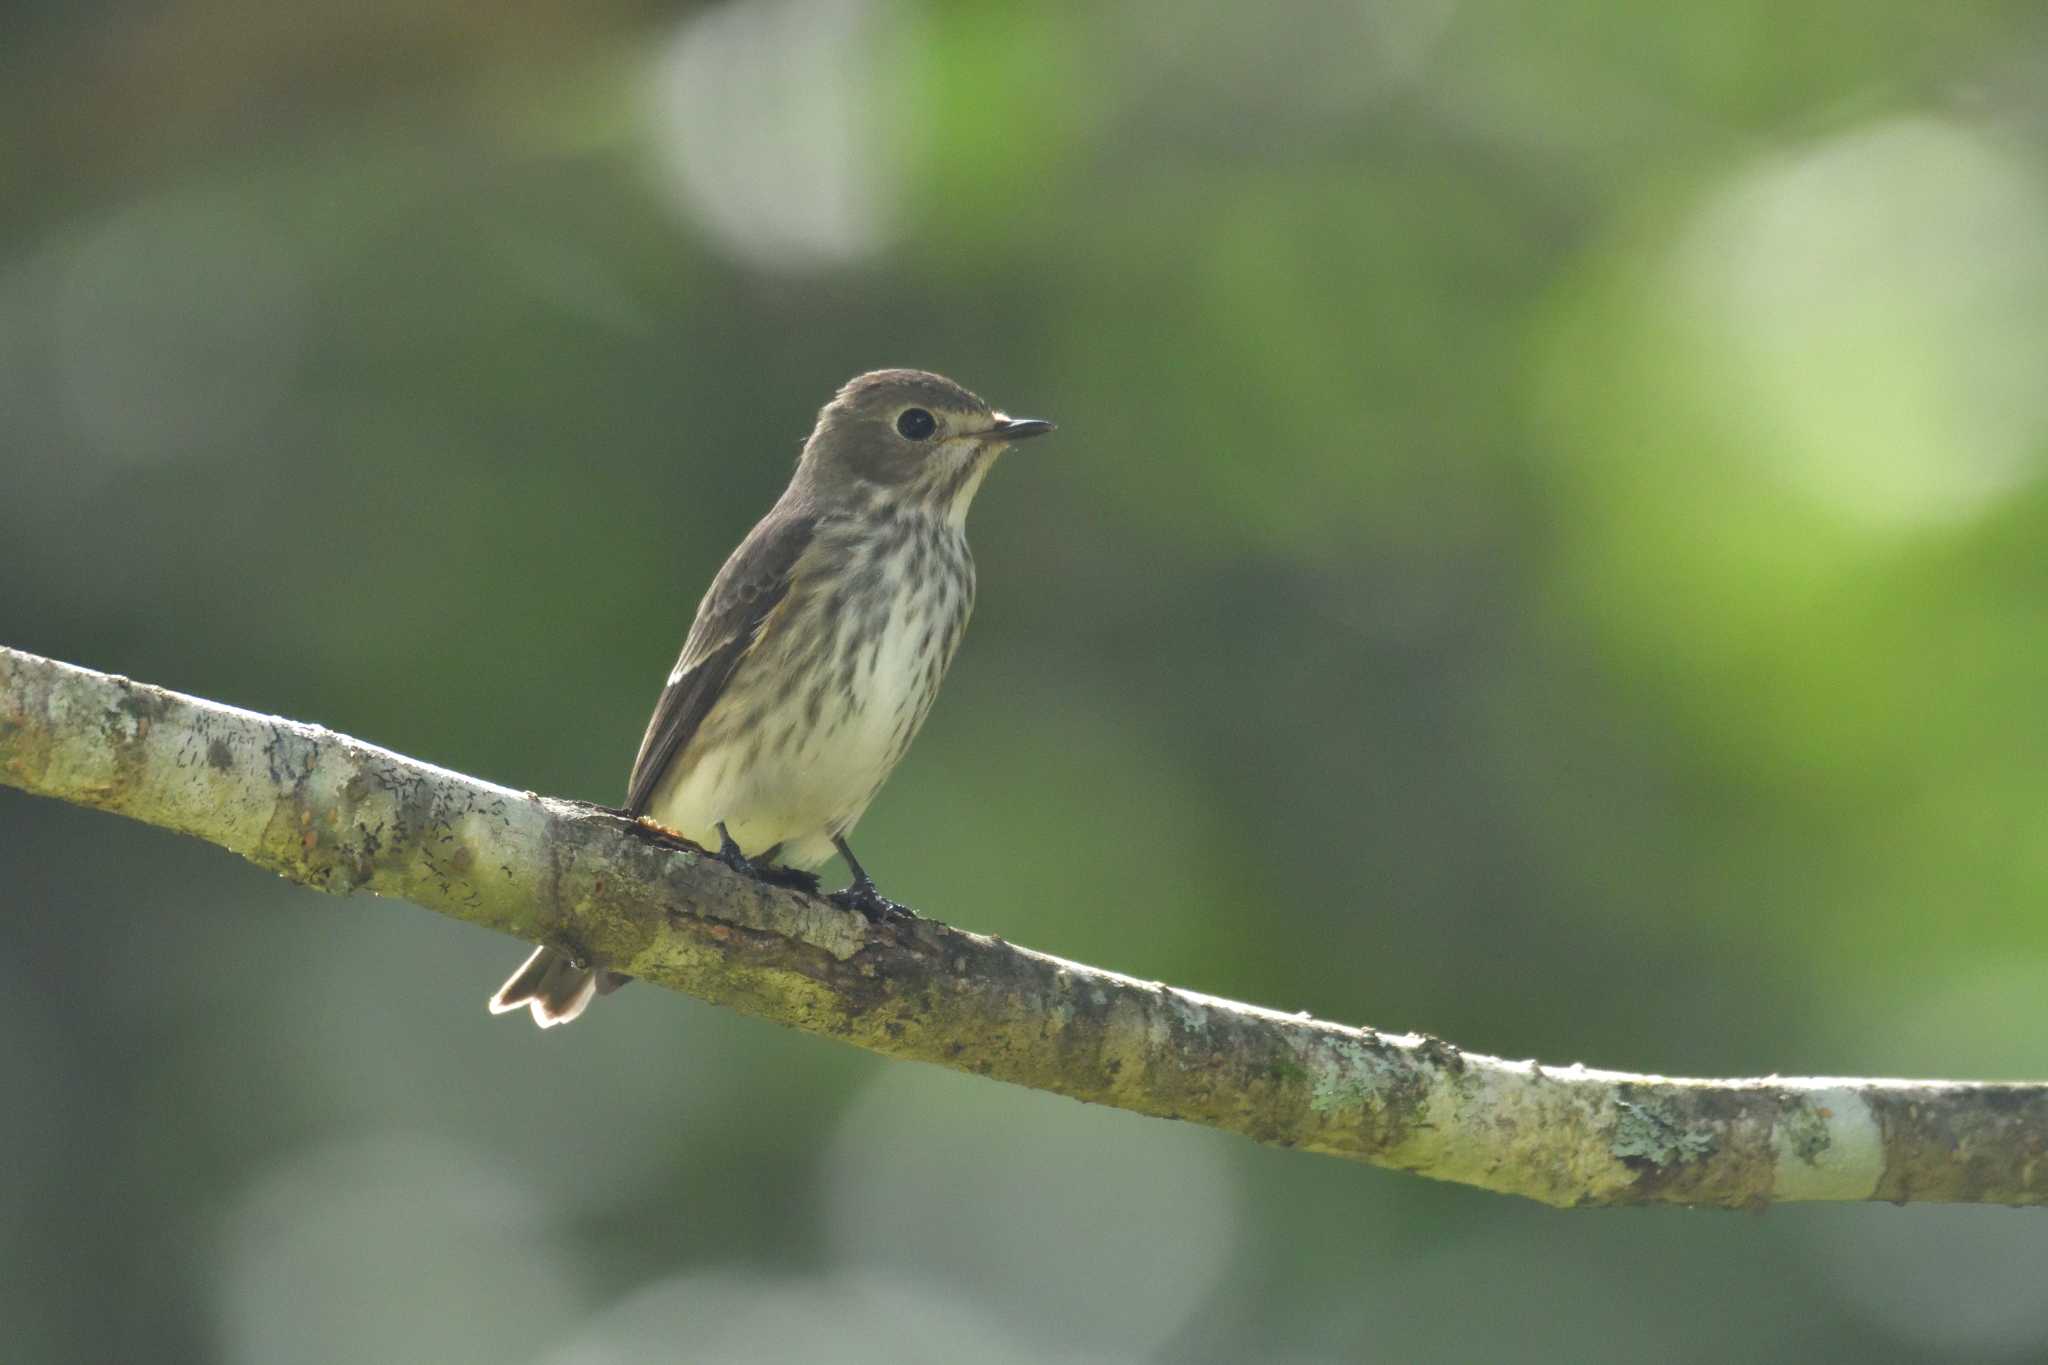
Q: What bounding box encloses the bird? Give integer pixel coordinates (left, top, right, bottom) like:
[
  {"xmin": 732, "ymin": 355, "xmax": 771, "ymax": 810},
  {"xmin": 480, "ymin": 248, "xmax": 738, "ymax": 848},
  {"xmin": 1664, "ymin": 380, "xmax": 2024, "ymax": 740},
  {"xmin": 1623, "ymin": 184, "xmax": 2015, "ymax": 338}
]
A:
[{"xmin": 489, "ymin": 369, "xmax": 1054, "ymax": 1026}]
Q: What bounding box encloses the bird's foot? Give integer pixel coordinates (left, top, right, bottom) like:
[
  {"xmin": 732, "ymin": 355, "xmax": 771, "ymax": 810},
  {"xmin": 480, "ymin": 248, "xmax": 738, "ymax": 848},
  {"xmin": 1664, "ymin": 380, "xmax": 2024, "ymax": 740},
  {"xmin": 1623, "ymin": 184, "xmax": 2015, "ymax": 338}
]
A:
[
  {"xmin": 757, "ymin": 865, "xmax": 822, "ymax": 895},
  {"xmin": 714, "ymin": 821, "xmax": 761, "ymax": 878},
  {"xmin": 701, "ymin": 824, "xmax": 819, "ymax": 893},
  {"xmin": 829, "ymin": 876, "xmax": 915, "ymax": 924}
]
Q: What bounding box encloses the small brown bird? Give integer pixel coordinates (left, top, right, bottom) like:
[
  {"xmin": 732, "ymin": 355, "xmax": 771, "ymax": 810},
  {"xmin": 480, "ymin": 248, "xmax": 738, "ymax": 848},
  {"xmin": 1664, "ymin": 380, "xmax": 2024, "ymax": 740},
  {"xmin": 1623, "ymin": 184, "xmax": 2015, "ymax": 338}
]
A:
[{"xmin": 490, "ymin": 369, "xmax": 1053, "ymax": 1025}]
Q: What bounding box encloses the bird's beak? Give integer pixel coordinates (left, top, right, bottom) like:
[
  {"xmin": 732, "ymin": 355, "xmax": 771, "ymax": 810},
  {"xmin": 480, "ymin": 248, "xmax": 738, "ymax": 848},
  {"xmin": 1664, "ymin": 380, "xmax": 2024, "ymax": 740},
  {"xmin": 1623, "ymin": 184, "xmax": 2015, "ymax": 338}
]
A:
[{"xmin": 989, "ymin": 414, "xmax": 1056, "ymax": 441}]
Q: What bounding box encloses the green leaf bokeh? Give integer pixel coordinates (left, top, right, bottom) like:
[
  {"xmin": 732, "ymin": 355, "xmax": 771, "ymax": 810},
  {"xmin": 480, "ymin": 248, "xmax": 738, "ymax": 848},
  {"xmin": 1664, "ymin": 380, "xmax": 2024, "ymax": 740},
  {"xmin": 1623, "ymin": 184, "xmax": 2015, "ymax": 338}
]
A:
[{"xmin": 5, "ymin": 1, "xmax": 2047, "ymax": 1360}]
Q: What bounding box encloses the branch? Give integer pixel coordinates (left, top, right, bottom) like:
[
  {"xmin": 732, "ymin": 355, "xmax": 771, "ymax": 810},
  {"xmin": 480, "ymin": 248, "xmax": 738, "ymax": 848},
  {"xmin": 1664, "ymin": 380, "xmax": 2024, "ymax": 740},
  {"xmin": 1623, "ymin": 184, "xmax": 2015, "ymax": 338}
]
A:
[{"xmin": 2, "ymin": 644, "xmax": 2042, "ymax": 1209}]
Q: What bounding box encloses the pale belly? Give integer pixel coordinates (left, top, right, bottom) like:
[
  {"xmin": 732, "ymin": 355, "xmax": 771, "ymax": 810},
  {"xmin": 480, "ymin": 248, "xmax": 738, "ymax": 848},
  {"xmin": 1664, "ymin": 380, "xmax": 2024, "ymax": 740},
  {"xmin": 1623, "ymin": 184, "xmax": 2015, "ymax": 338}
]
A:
[{"xmin": 645, "ymin": 528, "xmax": 972, "ymax": 868}]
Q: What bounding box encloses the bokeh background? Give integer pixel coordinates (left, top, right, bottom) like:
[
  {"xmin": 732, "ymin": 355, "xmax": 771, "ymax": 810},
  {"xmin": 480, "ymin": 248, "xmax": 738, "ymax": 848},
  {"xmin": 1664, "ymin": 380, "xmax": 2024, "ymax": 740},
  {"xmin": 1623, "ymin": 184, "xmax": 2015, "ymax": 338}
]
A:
[{"xmin": 6, "ymin": 1, "xmax": 2048, "ymax": 1360}]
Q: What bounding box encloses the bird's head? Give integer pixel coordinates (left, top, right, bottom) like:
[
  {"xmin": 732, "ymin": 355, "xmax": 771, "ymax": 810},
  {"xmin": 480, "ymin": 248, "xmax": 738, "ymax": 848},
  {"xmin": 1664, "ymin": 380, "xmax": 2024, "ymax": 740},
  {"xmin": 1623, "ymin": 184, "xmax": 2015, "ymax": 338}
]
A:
[{"xmin": 797, "ymin": 369, "xmax": 1053, "ymax": 524}]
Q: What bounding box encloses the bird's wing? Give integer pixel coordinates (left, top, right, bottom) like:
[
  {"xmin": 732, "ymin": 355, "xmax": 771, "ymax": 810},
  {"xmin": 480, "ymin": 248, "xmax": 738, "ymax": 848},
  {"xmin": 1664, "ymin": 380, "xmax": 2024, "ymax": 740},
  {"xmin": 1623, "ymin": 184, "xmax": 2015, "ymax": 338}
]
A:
[{"xmin": 624, "ymin": 508, "xmax": 819, "ymax": 817}]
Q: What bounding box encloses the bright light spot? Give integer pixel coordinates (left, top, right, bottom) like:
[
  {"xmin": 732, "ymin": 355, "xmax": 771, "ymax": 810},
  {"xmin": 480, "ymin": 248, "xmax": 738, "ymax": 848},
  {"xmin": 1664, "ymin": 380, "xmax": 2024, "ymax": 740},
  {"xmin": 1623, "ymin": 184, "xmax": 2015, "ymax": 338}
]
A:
[
  {"xmin": 542, "ymin": 1271, "xmax": 1049, "ymax": 1364},
  {"xmin": 269, "ymin": 911, "xmax": 743, "ymax": 1221},
  {"xmin": 644, "ymin": 0, "xmax": 907, "ymax": 271},
  {"xmin": 1671, "ymin": 117, "xmax": 2048, "ymax": 528},
  {"xmin": 1110, "ymin": 0, "xmax": 1456, "ymax": 117},
  {"xmin": 213, "ymin": 1132, "xmax": 587, "ymax": 1365},
  {"xmin": 822, "ymin": 1064, "xmax": 1241, "ymax": 1358}
]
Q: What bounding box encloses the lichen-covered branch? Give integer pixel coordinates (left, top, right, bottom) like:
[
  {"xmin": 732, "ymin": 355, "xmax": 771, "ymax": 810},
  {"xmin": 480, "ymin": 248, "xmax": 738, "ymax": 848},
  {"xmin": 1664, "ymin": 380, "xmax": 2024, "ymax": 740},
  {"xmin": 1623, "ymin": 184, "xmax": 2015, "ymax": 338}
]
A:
[{"xmin": 2, "ymin": 644, "xmax": 2043, "ymax": 1209}]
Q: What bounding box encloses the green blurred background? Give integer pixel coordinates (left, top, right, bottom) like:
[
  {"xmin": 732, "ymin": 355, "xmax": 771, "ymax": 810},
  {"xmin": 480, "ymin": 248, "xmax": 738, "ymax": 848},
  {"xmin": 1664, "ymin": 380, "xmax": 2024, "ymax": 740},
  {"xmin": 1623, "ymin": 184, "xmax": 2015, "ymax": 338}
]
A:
[{"xmin": 5, "ymin": 1, "xmax": 2048, "ymax": 1360}]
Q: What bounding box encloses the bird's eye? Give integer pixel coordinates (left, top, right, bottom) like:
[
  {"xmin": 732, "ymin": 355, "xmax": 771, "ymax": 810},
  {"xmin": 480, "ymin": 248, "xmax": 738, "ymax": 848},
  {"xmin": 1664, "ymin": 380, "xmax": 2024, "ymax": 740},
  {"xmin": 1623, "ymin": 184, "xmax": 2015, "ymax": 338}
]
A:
[{"xmin": 896, "ymin": 408, "xmax": 936, "ymax": 441}]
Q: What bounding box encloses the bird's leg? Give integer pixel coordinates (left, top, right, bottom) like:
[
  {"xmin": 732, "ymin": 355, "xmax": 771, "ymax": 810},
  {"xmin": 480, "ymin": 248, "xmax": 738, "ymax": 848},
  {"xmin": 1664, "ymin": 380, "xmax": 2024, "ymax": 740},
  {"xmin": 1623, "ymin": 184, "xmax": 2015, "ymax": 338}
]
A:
[
  {"xmin": 828, "ymin": 836, "xmax": 914, "ymax": 923},
  {"xmin": 714, "ymin": 821, "xmax": 761, "ymax": 878},
  {"xmin": 708, "ymin": 824, "xmax": 820, "ymax": 894}
]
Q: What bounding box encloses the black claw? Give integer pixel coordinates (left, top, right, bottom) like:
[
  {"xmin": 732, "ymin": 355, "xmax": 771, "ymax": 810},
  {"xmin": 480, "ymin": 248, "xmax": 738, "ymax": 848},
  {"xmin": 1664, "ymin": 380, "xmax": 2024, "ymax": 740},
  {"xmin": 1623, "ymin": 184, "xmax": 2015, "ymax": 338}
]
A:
[
  {"xmin": 710, "ymin": 823, "xmax": 818, "ymax": 893},
  {"xmin": 829, "ymin": 878, "xmax": 915, "ymax": 924},
  {"xmin": 759, "ymin": 865, "xmax": 822, "ymax": 895},
  {"xmin": 825, "ymin": 835, "xmax": 912, "ymax": 922},
  {"xmin": 715, "ymin": 822, "xmax": 760, "ymax": 878}
]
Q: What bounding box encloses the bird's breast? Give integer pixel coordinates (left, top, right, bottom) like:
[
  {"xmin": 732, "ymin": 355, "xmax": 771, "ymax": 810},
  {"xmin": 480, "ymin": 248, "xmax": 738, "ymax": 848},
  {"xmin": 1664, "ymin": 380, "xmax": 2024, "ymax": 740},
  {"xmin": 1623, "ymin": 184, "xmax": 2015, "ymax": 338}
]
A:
[
  {"xmin": 657, "ymin": 517, "xmax": 975, "ymax": 861},
  {"xmin": 809, "ymin": 518, "xmax": 975, "ymax": 777}
]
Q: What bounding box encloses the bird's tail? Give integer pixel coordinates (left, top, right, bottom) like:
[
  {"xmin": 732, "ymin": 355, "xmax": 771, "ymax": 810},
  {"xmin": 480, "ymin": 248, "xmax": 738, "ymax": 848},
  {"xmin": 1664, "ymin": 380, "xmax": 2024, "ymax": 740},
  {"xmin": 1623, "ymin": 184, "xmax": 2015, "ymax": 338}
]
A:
[{"xmin": 487, "ymin": 946, "xmax": 631, "ymax": 1027}]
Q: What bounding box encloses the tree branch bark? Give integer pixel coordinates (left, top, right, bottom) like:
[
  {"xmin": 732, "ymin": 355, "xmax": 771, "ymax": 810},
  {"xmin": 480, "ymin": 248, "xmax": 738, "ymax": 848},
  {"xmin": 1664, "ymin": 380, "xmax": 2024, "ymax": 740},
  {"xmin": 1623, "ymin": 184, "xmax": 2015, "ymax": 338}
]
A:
[{"xmin": 2, "ymin": 644, "xmax": 2042, "ymax": 1209}]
